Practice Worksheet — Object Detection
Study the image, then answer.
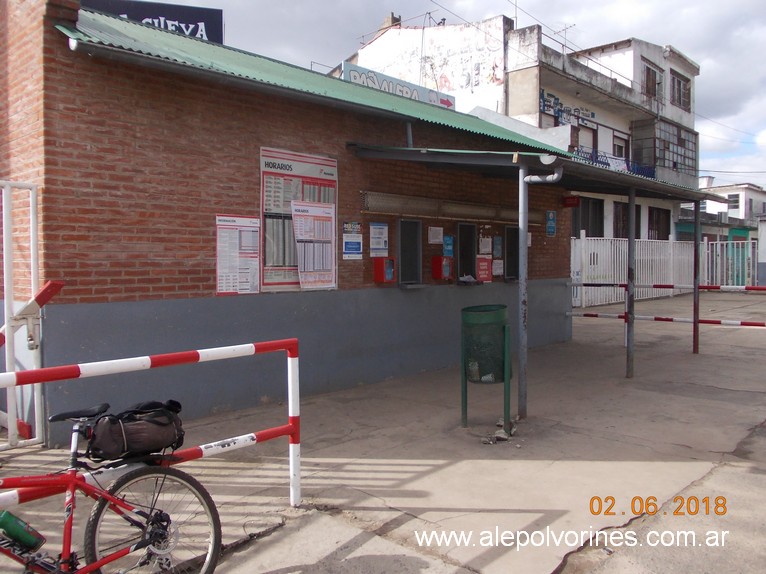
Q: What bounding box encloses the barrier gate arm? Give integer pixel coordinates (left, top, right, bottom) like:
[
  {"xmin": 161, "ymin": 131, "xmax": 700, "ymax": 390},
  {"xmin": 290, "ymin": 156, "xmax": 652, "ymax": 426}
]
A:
[
  {"xmin": 0, "ymin": 280, "xmax": 64, "ymax": 349},
  {"xmin": 0, "ymin": 337, "xmax": 302, "ymax": 507}
]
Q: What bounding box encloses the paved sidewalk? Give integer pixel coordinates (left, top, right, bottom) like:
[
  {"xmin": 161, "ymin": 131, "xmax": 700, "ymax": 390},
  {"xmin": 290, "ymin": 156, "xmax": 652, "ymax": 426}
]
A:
[{"xmin": 1, "ymin": 292, "xmax": 765, "ymax": 573}]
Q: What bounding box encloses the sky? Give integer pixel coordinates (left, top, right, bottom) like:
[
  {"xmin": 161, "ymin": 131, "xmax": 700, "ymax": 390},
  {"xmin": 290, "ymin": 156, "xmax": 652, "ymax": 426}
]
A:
[{"xmin": 149, "ymin": 0, "xmax": 766, "ymax": 189}]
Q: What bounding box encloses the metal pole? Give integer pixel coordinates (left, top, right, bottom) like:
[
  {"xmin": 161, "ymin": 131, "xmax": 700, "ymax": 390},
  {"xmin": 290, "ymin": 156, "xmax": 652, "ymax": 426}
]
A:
[
  {"xmin": 626, "ymin": 188, "xmax": 635, "ymax": 378},
  {"xmin": 517, "ymin": 163, "xmax": 528, "ymax": 419},
  {"xmin": 3, "ymin": 184, "xmax": 18, "ymax": 445},
  {"xmin": 461, "ymin": 323, "xmax": 468, "ymax": 427},
  {"xmin": 28, "ymin": 185, "xmax": 43, "ymax": 443},
  {"xmin": 693, "ymin": 201, "xmax": 701, "ymax": 353},
  {"xmin": 503, "ymin": 324, "xmax": 511, "ymax": 435}
]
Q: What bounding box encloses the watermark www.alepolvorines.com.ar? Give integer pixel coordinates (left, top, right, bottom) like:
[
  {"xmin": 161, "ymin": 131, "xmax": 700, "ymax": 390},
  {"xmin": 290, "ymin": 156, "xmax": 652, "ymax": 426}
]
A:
[{"xmin": 414, "ymin": 526, "xmax": 730, "ymax": 551}]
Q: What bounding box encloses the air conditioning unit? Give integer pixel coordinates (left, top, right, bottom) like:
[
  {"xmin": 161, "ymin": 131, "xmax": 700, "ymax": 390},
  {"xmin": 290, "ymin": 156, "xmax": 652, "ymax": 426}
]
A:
[{"xmin": 717, "ymin": 212, "xmax": 729, "ymax": 224}]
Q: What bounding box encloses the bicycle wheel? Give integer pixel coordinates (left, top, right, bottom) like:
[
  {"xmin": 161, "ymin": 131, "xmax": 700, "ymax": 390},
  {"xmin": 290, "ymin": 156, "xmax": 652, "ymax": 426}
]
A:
[{"xmin": 83, "ymin": 466, "xmax": 222, "ymax": 573}]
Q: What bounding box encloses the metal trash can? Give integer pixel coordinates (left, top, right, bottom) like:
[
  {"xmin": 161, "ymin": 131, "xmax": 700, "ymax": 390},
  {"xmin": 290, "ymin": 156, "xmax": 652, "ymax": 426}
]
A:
[{"xmin": 461, "ymin": 304, "xmax": 511, "ymax": 384}]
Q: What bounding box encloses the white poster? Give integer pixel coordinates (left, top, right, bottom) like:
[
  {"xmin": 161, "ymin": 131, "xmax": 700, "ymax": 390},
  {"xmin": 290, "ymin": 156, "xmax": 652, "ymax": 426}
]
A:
[
  {"xmin": 260, "ymin": 148, "xmax": 338, "ymax": 291},
  {"xmin": 370, "ymin": 222, "xmax": 389, "ymax": 257},
  {"xmin": 291, "ymin": 201, "xmax": 337, "ymax": 290},
  {"xmin": 216, "ymin": 214, "xmax": 260, "ymax": 294}
]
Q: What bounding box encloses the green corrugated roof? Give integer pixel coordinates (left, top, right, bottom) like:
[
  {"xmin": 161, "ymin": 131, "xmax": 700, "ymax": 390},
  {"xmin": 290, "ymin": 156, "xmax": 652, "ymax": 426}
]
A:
[{"xmin": 56, "ymin": 9, "xmax": 567, "ymax": 156}]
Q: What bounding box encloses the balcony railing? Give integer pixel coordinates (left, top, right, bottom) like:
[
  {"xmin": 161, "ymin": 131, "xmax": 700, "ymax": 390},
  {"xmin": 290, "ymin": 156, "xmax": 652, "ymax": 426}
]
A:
[{"xmin": 573, "ymin": 146, "xmax": 656, "ymax": 179}]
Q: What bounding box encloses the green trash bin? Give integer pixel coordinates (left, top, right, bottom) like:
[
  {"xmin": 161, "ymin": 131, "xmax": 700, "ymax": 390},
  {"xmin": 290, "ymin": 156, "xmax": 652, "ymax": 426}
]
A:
[
  {"xmin": 461, "ymin": 304, "xmax": 513, "ymax": 433},
  {"xmin": 461, "ymin": 304, "xmax": 510, "ymax": 384}
]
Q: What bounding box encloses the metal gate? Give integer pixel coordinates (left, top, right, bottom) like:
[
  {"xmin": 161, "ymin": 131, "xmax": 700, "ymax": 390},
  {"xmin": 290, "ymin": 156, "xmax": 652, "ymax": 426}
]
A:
[
  {"xmin": 1, "ymin": 180, "xmax": 47, "ymax": 451},
  {"xmin": 705, "ymin": 240, "xmax": 758, "ymax": 287},
  {"xmin": 571, "ymin": 237, "xmax": 758, "ymax": 308}
]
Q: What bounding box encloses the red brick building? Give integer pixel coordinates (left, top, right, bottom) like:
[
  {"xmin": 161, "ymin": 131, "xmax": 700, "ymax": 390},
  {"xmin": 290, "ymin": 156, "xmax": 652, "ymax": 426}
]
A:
[{"xmin": 2, "ymin": 2, "xmax": 700, "ymax": 444}]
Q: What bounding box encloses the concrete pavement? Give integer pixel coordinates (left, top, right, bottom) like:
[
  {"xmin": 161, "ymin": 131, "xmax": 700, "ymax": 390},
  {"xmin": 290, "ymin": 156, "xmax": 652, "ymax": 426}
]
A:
[{"xmin": 1, "ymin": 291, "xmax": 765, "ymax": 573}]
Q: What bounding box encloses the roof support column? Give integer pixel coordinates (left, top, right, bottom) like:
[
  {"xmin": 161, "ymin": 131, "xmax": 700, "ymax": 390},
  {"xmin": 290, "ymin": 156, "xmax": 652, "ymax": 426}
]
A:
[
  {"xmin": 519, "ymin": 157, "xmax": 563, "ymax": 417},
  {"xmin": 517, "ymin": 163, "xmax": 529, "ymax": 419},
  {"xmin": 626, "ymin": 187, "xmax": 636, "ymax": 378},
  {"xmin": 693, "ymin": 200, "xmax": 701, "ymax": 353}
]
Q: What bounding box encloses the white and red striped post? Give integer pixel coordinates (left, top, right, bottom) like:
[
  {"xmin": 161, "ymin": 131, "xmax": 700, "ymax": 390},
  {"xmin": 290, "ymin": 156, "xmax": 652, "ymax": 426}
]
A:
[
  {"xmin": 569, "ymin": 311, "xmax": 766, "ymax": 328},
  {"xmin": 572, "ymin": 282, "xmax": 766, "ymax": 292},
  {"xmin": 0, "ymin": 337, "xmax": 302, "ymax": 506},
  {"xmin": 0, "ymin": 280, "xmax": 65, "ymax": 349}
]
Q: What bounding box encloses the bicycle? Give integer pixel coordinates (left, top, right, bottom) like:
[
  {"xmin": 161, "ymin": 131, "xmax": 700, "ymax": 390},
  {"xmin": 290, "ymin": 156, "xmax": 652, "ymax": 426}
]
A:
[{"xmin": 0, "ymin": 403, "xmax": 222, "ymax": 573}]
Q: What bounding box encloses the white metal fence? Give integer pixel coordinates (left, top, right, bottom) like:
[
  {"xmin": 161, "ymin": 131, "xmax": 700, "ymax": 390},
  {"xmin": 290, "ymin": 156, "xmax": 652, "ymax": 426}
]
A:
[
  {"xmin": 571, "ymin": 238, "xmax": 758, "ymax": 307},
  {"xmin": 705, "ymin": 240, "xmax": 758, "ymax": 288}
]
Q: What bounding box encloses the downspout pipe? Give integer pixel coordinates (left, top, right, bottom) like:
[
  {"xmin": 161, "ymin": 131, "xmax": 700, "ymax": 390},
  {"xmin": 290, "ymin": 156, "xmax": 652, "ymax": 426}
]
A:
[{"xmin": 517, "ymin": 160, "xmax": 563, "ymax": 419}]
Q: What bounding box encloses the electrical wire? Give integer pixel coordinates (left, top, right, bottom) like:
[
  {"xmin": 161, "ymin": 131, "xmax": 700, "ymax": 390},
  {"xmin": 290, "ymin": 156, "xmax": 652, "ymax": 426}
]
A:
[
  {"xmin": 356, "ymin": 0, "xmax": 759, "ymax": 163},
  {"xmin": 501, "ymin": 0, "xmax": 757, "ymax": 144}
]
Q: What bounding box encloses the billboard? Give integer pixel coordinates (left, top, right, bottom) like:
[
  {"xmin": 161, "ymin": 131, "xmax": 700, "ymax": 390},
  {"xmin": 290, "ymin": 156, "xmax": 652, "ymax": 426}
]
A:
[
  {"xmin": 356, "ymin": 16, "xmax": 506, "ymax": 114},
  {"xmin": 81, "ymin": 0, "xmax": 224, "ymax": 44}
]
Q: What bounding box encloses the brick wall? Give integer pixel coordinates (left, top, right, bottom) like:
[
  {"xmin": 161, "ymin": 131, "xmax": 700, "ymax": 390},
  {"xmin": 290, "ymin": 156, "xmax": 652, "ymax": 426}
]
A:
[
  {"xmin": 0, "ymin": 1, "xmax": 49, "ymax": 299},
  {"xmin": 6, "ymin": 2, "xmax": 571, "ymax": 304}
]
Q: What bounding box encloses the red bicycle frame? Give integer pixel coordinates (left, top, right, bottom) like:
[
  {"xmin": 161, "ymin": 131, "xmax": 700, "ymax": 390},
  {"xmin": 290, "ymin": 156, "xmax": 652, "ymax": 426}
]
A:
[{"xmin": 0, "ymin": 462, "xmax": 149, "ymax": 573}]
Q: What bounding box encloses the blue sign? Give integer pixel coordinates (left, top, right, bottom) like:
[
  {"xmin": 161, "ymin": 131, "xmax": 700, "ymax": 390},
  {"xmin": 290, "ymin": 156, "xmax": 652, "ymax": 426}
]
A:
[
  {"xmin": 546, "ymin": 210, "xmax": 557, "ymax": 237},
  {"xmin": 443, "ymin": 235, "xmax": 454, "ymax": 257}
]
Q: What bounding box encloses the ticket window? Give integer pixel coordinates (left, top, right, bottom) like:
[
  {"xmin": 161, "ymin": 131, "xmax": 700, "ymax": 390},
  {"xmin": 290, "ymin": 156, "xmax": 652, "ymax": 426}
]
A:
[
  {"xmin": 505, "ymin": 226, "xmax": 519, "ymax": 280},
  {"xmin": 457, "ymin": 223, "xmax": 477, "ymax": 280},
  {"xmin": 398, "ymin": 219, "xmax": 422, "ymax": 285}
]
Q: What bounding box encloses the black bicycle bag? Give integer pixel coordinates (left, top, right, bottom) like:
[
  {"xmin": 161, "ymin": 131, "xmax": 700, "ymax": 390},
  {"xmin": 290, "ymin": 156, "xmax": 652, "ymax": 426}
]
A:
[{"xmin": 87, "ymin": 400, "xmax": 184, "ymax": 461}]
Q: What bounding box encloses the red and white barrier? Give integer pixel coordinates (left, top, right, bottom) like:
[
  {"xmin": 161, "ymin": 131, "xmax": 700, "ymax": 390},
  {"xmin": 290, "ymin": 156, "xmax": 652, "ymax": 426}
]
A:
[
  {"xmin": 572, "ymin": 282, "xmax": 766, "ymax": 292},
  {"xmin": 0, "ymin": 338, "xmax": 302, "ymax": 506},
  {"xmin": 569, "ymin": 311, "xmax": 766, "ymax": 328},
  {"xmin": 0, "ymin": 280, "xmax": 64, "ymax": 348}
]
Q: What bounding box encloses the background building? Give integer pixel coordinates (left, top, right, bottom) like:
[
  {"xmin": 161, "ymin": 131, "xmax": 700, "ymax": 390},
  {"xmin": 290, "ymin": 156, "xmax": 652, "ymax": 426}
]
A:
[{"xmin": 341, "ymin": 16, "xmax": 701, "ymax": 240}]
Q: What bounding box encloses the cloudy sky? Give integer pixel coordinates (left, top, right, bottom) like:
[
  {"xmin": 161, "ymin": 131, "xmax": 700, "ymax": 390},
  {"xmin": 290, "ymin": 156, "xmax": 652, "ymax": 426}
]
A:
[{"xmin": 152, "ymin": 0, "xmax": 766, "ymax": 189}]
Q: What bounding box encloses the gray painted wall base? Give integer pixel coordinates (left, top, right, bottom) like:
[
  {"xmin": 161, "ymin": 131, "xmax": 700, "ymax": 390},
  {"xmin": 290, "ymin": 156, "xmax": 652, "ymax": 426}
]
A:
[{"xmin": 38, "ymin": 279, "xmax": 571, "ymax": 445}]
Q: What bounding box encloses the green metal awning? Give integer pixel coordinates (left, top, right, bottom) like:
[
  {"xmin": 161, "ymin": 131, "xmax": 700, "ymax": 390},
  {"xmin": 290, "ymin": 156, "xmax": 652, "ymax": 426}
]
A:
[
  {"xmin": 55, "ymin": 10, "xmax": 721, "ymax": 204},
  {"xmin": 56, "ymin": 9, "xmax": 566, "ymax": 156},
  {"xmin": 348, "ymin": 144, "xmax": 725, "ymax": 203}
]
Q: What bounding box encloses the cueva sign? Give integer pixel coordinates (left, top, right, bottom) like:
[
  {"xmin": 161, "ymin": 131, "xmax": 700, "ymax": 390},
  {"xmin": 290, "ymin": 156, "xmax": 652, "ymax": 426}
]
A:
[{"xmin": 81, "ymin": 0, "xmax": 224, "ymax": 44}]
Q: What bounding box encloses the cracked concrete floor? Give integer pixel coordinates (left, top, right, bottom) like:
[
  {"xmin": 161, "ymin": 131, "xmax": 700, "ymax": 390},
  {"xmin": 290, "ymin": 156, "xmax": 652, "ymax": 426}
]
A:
[{"xmin": 3, "ymin": 293, "xmax": 764, "ymax": 573}]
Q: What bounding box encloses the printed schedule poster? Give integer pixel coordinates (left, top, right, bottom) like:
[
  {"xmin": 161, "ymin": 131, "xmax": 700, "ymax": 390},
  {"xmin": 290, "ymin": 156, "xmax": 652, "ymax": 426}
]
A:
[
  {"xmin": 291, "ymin": 201, "xmax": 337, "ymax": 289},
  {"xmin": 260, "ymin": 147, "xmax": 338, "ymax": 291},
  {"xmin": 216, "ymin": 215, "xmax": 260, "ymax": 294}
]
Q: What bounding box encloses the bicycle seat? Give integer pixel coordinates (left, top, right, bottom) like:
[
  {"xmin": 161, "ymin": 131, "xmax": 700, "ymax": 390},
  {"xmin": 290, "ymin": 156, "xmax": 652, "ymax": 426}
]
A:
[{"xmin": 49, "ymin": 403, "xmax": 110, "ymax": 422}]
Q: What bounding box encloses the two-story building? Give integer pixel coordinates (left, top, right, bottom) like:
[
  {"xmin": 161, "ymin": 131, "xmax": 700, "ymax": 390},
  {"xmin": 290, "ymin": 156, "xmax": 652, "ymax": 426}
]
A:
[{"xmin": 339, "ymin": 16, "xmax": 701, "ymax": 242}]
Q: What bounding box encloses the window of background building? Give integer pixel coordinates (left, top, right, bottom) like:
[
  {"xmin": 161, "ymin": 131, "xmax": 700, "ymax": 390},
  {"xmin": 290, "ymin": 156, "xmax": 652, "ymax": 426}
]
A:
[
  {"xmin": 504, "ymin": 226, "xmax": 519, "ymax": 280},
  {"xmin": 613, "ymin": 202, "xmax": 642, "ymax": 239},
  {"xmin": 670, "ymin": 70, "xmax": 691, "ymax": 111},
  {"xmin": 457, "ymin": 223, "xmax": 477, "ymax": 279},
  {"xmin": 613, "ymin": 135, "xmax": 628, "ymax": 158},
  {"xmin": 727, "ymin": 194, "xmax": 740, "ymax": 212},
  {"xmin": 571, "ymin": 197, "xmax": 604, "ymax": 237},
  {"xmin": 642, "ymin": 60, "xmax": 662, "ymax": 98},
  {"xmin": 656, "ymin": 121, "xmax": 697, "ymax": 175},
  {"xmin": 398, "ymin": 219, "xmax": 422, "ymax": 284},
  {"xmin": 648, "ymin": 207, "xmax": 671, "ymax": 240},
  {"xmin": 578, "ymin": 126, "xmax": 596, "ymax": 158}
]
